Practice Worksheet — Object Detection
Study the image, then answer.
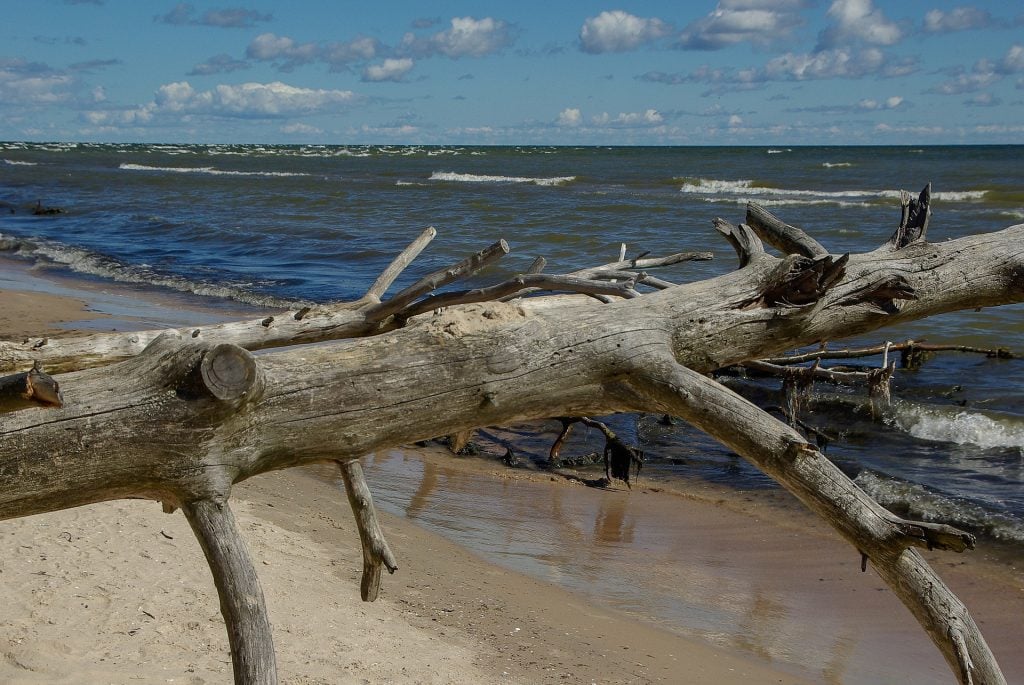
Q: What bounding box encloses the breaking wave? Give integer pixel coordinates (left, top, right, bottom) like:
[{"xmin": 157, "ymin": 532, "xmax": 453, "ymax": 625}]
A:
[
  {"xmin": 855, "ymin": 471, "xmax": 1024, "ymax": 543},
  {"xmin": 119, "ymin": 163, "xmax": 311, "ymax": 178},
  {"xmin": 889, "ymin": 401, "xmax": 1024, "ymax": 452},
  {"xmin": 2, "ymin": 159, "xmax": 38, "ymax": 166},
  {"xmin": 429, "ymin": 171, "xmax": 576, "ymax": 186},
  {"xmin": 822, "ymin": 162, "xmax": 852, "ymax": 168},
  {"xmin": 0, "ymin": 232, "xmax": 299, "ymax": 309},
  {"xmin": 678, "ymin": 177, "xmax": 987, "ymax": 205}
]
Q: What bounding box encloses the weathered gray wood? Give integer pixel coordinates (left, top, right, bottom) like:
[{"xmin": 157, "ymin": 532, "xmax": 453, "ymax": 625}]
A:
[
  {"xmin": 337, "ymin": 460, "xmax": 398, "ymax": 602},
  {"xmin": 745, "ymin": 201, "xmax": 830, "ymax": 258},
  {"xmin": 621, "ymin": 357, "xmax": 1000, "ymax": 684},
  {"xmin": 364, "ymin": 226, "xmax": 437, "ymax": 300},
  {"xmin": 3, "ymin": 213, "xmax": 1024, "ymax": 683},
  {"xmin": 183, "ymin": 498, "xmax": 277, "ymax": 685}
]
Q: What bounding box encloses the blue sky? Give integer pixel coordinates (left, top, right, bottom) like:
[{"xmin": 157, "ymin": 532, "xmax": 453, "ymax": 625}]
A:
[{"xmin": 1, "ymin": 1, "xmax": 1022, "ymax": 144}]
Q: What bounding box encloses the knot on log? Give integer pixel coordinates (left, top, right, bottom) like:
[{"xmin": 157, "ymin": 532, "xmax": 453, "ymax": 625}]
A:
[
  {"xmin": 0, "ymin": 362, "xmax": 63, "ymax": 413},
  {"xmin": 178, "ymin": 343, "xmax": 264, "ymax": 404}
]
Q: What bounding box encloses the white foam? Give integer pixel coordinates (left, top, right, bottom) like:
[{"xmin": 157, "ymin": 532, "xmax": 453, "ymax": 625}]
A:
[
  {"xmin": 891, "ymin": 401, "xmax": 1024, "ymax": 452},
  {"xmin": 678, "ymin": 178, "xmax": 987, "ymax": 204},
  {"xmin": 767, "ymin": 149, "xmax": 791, "ymax": 154},
  {"xmin": 822, "ymin": 162, "xmax": 852, "ymax": 168},
  {"xmin": 2, "ymin": 159, "xmax": 38, "ymax": 166},
  {"xmin": 0, "ymin": 233, "xmax": 299, "ymax": 309},
  {"xmin": 429, "ymin": 171, "xmax": 575, "ymax": 186},
  {"xmin": 119, "ymin": 163, "xmax": 310, "ymax": 178},
  {"xmin": 855, "ymin": 470, "xmax": 1024, "ymax": 543}
]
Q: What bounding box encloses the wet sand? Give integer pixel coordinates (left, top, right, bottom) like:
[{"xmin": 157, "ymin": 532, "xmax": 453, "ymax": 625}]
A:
[{"xmin": 2, "ymin": 261, "xmax": 1023, "ymax": 683}]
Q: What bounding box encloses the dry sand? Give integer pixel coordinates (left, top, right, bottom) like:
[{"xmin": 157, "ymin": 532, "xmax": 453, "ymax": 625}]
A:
[{"xmin": 1, "ymin": 267, "xmax": 1022, "ymax": 684}]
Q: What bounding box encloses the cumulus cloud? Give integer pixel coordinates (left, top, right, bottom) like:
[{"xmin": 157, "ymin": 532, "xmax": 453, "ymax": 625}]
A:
[
  {"xmin": 788, "ymin": 94, "xmax": 906, "ymax": 113},
  {"xmin": 817, "ymin": 0, "xmax": 902, "ymax": 50},
  {"xmin": 0, "ymin": 59, "xmax": 75, "ymax": 105},
  {"xmin": 592, "ymin": 109, "xmax": 663, "ymax": 126},
  {"xmin": 401, "ymin": 16, "xmax": 514, "ymax": 58},
  {"xmin": 156, "ymin": 3, "xmax": 271, "ymax": 29},
  {"xmin": 930, "ymin": 45, "xmax": 1023, "ymax": 95},
  {"xmin": 642, "ymin": 46, "xmax": 913, "ymax": 95},
  {"xmin": 557, "ymin": 108, "xmax": 582, "ymax": 126},
  {"xmin": 922, "ymin": 7, "xmax": 992, "ymax": 33},
  {"xmin": 579, "ymin": 10, "xmax": 671, "ymax": 53},
  {"xmin": 281, "ymin": 122, "xmax": 323, "ymax": 135},
  {"xmin": 83, "ymin": 80, "xmax": 358, "ymax": 126},
  {"xmin": 1000, "ymin": 44, "xmax": 1024, "ymax": 73},
  {"xmin": 362, "ymin": 58, "xmax": 414, "ymax": 82},
  {"xmin": 965, "ymin": 92, "xmax": 1000, "ymax": 107},
  {"xmin": 246, "ymin": 32, "xmax": 320, "ymax": 71},
  {"xmin": 189, "ymin": 53, "xmax": 250, "ymax": 76},
  {"xmin": 677, "ymin": 0, "xmax": 808, "ymax": 50}
]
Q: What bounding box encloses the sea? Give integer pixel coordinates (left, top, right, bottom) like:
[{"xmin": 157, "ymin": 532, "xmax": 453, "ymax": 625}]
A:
[{"xmin": 2, "ymin": 142, "xmax": 1024, "ymax": 549}]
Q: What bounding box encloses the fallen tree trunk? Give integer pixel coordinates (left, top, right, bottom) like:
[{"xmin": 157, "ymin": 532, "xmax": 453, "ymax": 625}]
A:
[{"xmin": 2, "ymin": 196, "xmax": 1022, "ymax": 684}]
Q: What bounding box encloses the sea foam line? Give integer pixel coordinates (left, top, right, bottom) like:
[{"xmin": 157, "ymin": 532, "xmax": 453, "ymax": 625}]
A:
[
  {"xmin": 855, "ymin": 470, "xmax": 1024, "ymax": 543},
  {"xmin": 678, "ymin": 178, "xmax": 987, "ymax": 203},
  {"xmin": 889, "ymin": 401, "xmax": 1024, "ymax": 452},
  {"xmin": 119, "ymin": 163, "xmax": 311, "ymax": 178},
  {"xmin": 2, "ymin": 159, "xmax": 38, "ymax": 166},
  {"xmin": 0, "ymin": 232, "xmax": 299, "ymax": 309},
  {"xmin": 430, "ymin": 171, "xmax": 576, "ymax": 186}
]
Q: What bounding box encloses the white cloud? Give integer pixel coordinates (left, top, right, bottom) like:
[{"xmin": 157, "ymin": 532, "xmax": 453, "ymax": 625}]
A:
[
  {"xmin": 677, "ymin": 0, "xmax": 808, "ymax": 50},
  {"xmin": 281, "ymin": 122, "xmax": 322, "ymax": 135},
  {"xmin": 591, "ymin": 109, "xmax": 663, "ymax": 126},
  {"xmin": 362, "ymin": 58, "xmax": 414, "ymax": 82},
  {"xmin": 557, "ymin": 107, "xmax": 582, "ymax": 126},
  {"xmin": 728, "ymin": 114, "xmax": 743, "ymax": 127},
  {"xmin": 157, "ymin": 3, "xmax": 272, "ymax": 29},
  {"xmin": 0, "ymin": 59, "xmax": 74, "ymax": 105},
  {"xmin": 818, "ymin": 0, "xmax": 902, "ymax": 49},
  {"xmin": 923, "ymin": 7, "xmax": 992, "ymax": 33},
  {"xmin": 403, "ymin": 16, "xmax": 513, "ymax": 58},
  {"xmin": 189, "ymin": 53, "xmax": 250, "ymax": 76},
  {"xmin": 1000, "ymin": 44, "xmax": 1024, "ymax": 74},
  {"xmin": 579, "ymin": 10, "xmax": 671, "ymax": 53},
  {"xmin": 246, "ymin": 33, "xmax": 319, "ymax": 69},
  {"xmin": 858, "ymin": 95, "xmax": 903, "ymax": 110},
  {"xmin": 766, "ymin": 47, "xmax": 884, "ymax": 79},
  {"xmin": 84, "ymin": 80, "xmax": 358, "ymax": 126}
]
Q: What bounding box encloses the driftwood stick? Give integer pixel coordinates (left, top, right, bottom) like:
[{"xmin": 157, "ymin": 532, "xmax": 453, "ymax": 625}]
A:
[
  {"xmin": 745, "ymin": 202, "xmax": 830, "ymax": 258},
  {"xmin": 365, "ymin": 239, "xmax": 510, "ymax": 322},
  {"xmin": 182, "ymin": 499, "xmax": 278, "ymax": 685},
  {"xmin": 363, "ymin": 226, "xmax": 437, "ymax": 301},
  {"xmin": 395, "ymin": 273, "xmax": 639, "ymax": 321},
  {"xmin": 741, "ymin": 359, "xmax": 873, "ymax": 385},
  {"xmin": 627, "ymin": 355, "xmax": 1001, "ymax": 685},
  {"xmin": 571, "ymin": 250, "xmax": 713, "ymax": 280},
  {"xmin": 337, "ymin": 460, "xmax": 398, "ymax": 602},
  {"xmin": 589, "ymin": 269, "xmax": 677, "ymax": 290},
  {"xmin": 0, "ymin": 362, "xmax": 63, "ymax": 413},
  {"xmin": 761, "ymin": 340, "xmax": 1017, "ymax": 367},
  {"xmin": 714, "ymin": 218, "xmax": 765, "ymax": 268}
]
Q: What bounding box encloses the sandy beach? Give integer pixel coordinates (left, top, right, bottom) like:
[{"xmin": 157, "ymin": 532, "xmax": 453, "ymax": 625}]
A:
[{"xmin": 2, "ymin": 261, "xmax": 1023, "ymax": 684}]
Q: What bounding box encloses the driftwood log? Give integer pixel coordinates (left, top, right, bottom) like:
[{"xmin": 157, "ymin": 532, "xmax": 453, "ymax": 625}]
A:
[{"xmin": 2, "ymin": 188, "xmax": 1021, "ymax": 684}]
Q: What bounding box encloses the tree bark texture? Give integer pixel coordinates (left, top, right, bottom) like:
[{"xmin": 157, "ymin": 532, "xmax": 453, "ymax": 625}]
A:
[{"xmin": 3, "ymin": 204, "xmax": 1023, "ymax": 684}]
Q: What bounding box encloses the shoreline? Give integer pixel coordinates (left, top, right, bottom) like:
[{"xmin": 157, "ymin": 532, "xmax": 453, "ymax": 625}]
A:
[{"xmin": 2, "ymin": 262, "xmax": 1023, "ymax": 683}]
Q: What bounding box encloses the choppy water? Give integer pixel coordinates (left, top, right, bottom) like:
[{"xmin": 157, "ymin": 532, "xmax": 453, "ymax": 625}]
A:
[{"xmin": 2, "ymin": 142, "xmax": 1023, "ymax": 545}]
